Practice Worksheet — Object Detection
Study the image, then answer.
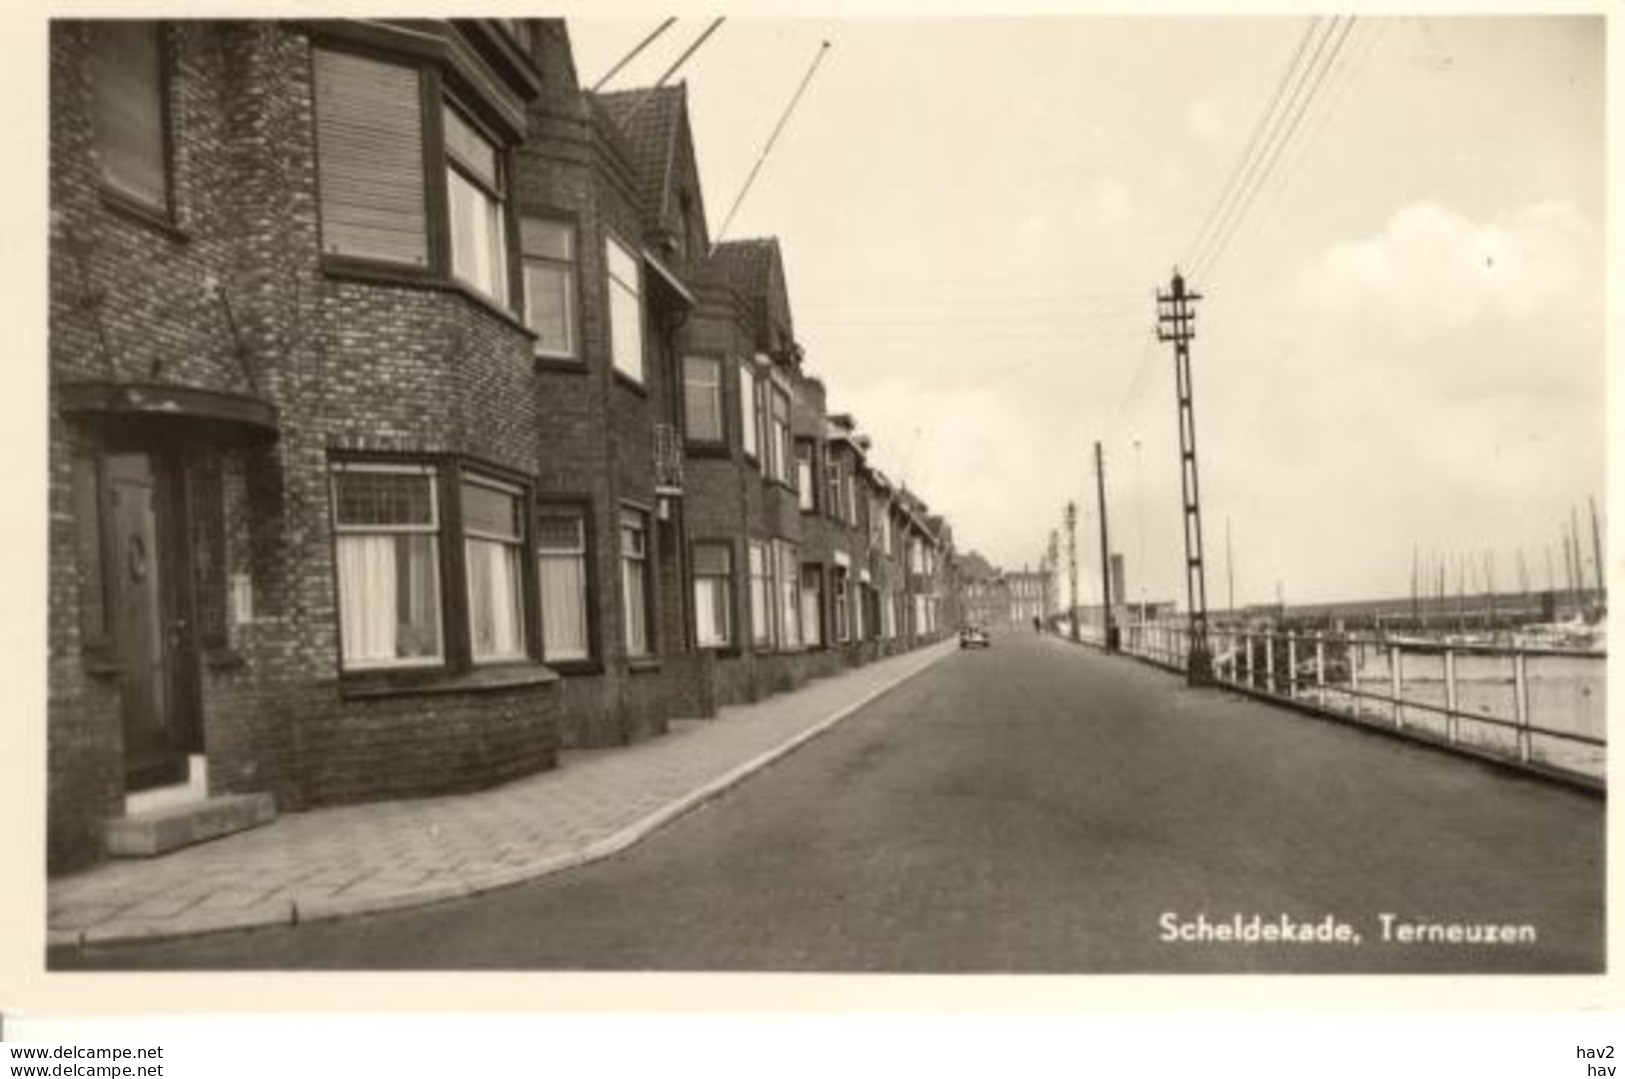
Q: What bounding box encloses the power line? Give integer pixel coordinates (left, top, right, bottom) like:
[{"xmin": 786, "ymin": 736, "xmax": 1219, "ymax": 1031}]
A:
[
  {"xmin": 617, "ymin": 17, "xmax": 726, "ymax": 128},
  {"xmin": 589, "ymin": 17, "xmax": 678, "ymax": 93},
  {"xmin": 1193, "ymin": 16, "xmax": 1357, "ymax": 283},
  {"xmin": 1229, "ymin": 17, "xmax": 1389, "ymax": 254},
  {"xmin": 1182, "ymin": 17, "xmax": 1322, "ymax": 270},
  {"xmin": 712, "ymin": 40, "xmax": 833, "ymax": 249}
]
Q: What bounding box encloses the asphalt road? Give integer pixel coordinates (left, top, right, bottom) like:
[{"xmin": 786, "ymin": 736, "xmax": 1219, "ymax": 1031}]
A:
[{"xmin": 57, "ymin": 630, "xmax": 1604, "ymax": 972}]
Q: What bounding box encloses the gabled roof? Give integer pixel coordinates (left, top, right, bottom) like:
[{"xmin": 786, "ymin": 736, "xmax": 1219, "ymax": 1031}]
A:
[
  {"xmin": 703, "ymin": 237, "xmax": 794, "ymax": 344},
  {"xmin": 590, "ymin": 85, "xmax": 686, "ymax": 221}
]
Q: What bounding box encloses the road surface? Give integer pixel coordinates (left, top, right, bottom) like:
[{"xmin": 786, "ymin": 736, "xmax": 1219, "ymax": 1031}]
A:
[{"xmin": 55, "ymin": 630, "xmax": 1604, "ymax": 972}]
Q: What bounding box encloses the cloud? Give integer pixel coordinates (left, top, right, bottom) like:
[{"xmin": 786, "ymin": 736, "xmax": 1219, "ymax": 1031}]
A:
[{"xmin": 1301, "ymin": 200, "xmax": 1595, "ymax": 338}]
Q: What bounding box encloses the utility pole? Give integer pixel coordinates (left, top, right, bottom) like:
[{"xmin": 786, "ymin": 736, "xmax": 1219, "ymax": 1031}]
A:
[
  {"xmin": 1046, "ymin": 528, "xmax": 1060, "ymax": 626},
  {"xmin": 1094, "ymin": 442, "xmax": 1116, "ymax": 651},
  {"xmin": 1156, "ymin": 270, "xmax": 1212, "ymax": 684},
  {"xmin": 1065, "ymin": 502, "xmax": 1079, "ymax": 643}
]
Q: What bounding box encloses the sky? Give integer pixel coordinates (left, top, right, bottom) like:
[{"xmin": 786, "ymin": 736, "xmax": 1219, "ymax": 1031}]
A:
[{"xmin": 569, "ymin": 14, "xmax": 1606, "ymax": 608}]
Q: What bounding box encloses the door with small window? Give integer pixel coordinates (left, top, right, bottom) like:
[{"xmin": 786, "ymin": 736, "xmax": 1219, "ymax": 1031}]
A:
[{"xmin": 105, "ymin": 451, "xmax": 201, "ymax": 790}]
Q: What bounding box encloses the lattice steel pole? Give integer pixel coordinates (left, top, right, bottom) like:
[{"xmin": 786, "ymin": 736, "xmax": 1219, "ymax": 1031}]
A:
[{"xmin": 1157, "ymin": 270, "xmax": 1213, "ymax": 685}]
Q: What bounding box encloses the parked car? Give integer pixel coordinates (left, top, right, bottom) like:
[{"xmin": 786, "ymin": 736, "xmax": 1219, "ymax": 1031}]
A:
[{"xmin": 959, "ymin": 624, "xmax": 991, "ymax": 649}]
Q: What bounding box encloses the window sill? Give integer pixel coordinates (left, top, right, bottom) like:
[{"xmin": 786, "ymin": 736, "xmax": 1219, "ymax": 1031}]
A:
[
  {"xmin": 204, "ymin": 648, "xmax": 247, "ymax": 672},
  {"xmin": 546, "ymin": 658, "xmax": 603, "ymax": 676},
  {"xmin": 99, "ymin": 186, "xmax": 188, "ymax": 243},
  {"xmin": 339, "ymin": 661, "xmax": 560, "ymax": 700},
  {"xmin": 612, "ymin": 370, "xmax": 650, "ymax": 398},
  {"xmin": 536, "ymin": 356, "xmax": 587, "ymax": 374},
  {"xmin": 685, "ymin": 442, "xmax": 731, "ymax": 459},
  {"xmin": 627, "ymin": 656, "xmax": 661, "ymax": 674}
]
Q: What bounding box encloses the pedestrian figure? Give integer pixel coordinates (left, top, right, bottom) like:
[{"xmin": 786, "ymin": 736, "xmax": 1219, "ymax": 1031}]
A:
[{"xmin": 1033, "ymin": 616, "xmax": 1042, "ymax": 634}]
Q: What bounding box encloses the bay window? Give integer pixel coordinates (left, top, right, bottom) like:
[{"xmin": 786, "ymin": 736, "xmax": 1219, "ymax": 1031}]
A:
[
  {"xmin": 88, "ymin": 21, "xmax": 169, "ymax": 214},
  {"xmin": 537, "ymin": 507, "xmax": 590, "ymax": 662},
  {"xmin": 684, "ymin": 356, "xmax": 725, "ymax": 444},
  {"xmin": 462, "ymin": 475, "xmax": 526, "ymax": 662},
  {"xmin": 692, "ymin": 541, "xmax": 733, "ymax": 648},
  {"xmin": 331, "ymin": 459, "xmax": 543, "ymax": 677},
  {"xmin": 522, "ymin": 217, "xmax": 578, "ymax": 358},
  {"xmin": 311, "ymin": 43, "xmax": 524, "ymax": 307},
  {"xmin": 620, "ymin": 508, "xmax": 651, "ymax": 656},
  {"xmin": 606, "ymin": 235, "xmax": 645, "ymax": 383},
  {"xmin": 331, "ymin": 464, "xmax": 443, "ymax": 669}
]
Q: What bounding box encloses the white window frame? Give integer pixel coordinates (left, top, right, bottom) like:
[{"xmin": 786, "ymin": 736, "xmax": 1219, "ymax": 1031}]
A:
[
  {"xmin": 461, "ymin": 472, "xmax": 528, "ymax": 664},
  {"xmin": 330, "ymin": 462, "xmax": 445, "ymax": 671},
  {"xmin": 606, "ymin": 234, "xmax": 645, "ymax": 384},
  {"xmin": 536, "ymin": 504, "xmax": 591, "ymax": 662},
  {"xmin": 692, "ymin": 540, "xmax": 734, "ymax": 649},
  {"xmin": 620, "ymin": 507, "xmax": 652, "ymax": 656},
  {"xmin": 444, "ymin": 102, "xmax": 511, "ymax": 308},
  {"xmin": 522, "ymin": 216, "xmax": 579, "ymax": 359}
]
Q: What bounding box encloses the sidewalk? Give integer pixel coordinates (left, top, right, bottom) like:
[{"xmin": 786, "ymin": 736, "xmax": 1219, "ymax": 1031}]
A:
[{"xmin": 48, "ymin": 640, "xmax": 956, "ymax": 949}]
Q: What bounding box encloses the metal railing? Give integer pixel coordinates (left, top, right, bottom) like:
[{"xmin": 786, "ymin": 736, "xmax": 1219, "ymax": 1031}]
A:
[
  {"xmin": 653, "ymin": 423, "xmax": 684, "ymax": 492},
  {"xmin": 1108, "ymin": 620, "xmax": 1606, "ymax": 785}
]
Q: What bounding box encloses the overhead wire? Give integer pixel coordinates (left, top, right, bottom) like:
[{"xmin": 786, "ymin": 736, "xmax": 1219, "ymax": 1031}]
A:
[
  {"xmin": 1192, "ymin": 16, "xmax": 1358, "ymax": 284},
  {"xmin": 589, "ymin": 17, "xmax": 678, "ymax": 93},
  {"xmin": 1181, "ymin": 17, "xmax": 1323, "ymax": 275}
]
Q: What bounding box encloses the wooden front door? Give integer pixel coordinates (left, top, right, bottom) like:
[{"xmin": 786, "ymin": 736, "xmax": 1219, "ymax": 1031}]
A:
[{"xmin": 106, "ymin": 451, "xmax": 199, "ymax": 791}]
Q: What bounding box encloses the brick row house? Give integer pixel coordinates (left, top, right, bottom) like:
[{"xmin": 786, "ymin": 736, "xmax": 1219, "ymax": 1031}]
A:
[{"xmin": 47, "ymin": 18, "xmax": 959, "ymax": 872}]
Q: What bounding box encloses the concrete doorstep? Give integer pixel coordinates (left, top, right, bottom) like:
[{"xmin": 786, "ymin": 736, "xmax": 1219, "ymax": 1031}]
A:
[{"xmin": 47, "ymin": 639, "xmax": 956, "ymax": 951}]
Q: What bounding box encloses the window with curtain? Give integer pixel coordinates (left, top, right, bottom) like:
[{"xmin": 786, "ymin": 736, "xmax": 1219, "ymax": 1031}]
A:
[
  {"xmin": 692, "ymin": 542, "xmax": 732, "ymax": 648},
  {"xmin": 445, "ymin": 104, "xmax": 510, "ymax": 306},
  {"xmin": 89, "ymin": 21, "xmax": 168, "ymax": 212},
  {"xmin": 331, "ymin": 464, "xmax": 443, "ymax": 669},
  {"xmin": 800, "ymin": 564, "xmax": 823, "ymax": 648},
  {"xmin": 773, "ymin": 540, "xmax": 800, "ymax": 650},
  {"xmin": 536, "ymin": 507, "xmax": 589, "ymax": 662},
  {"xmin": 462, "ymin": 475, "xmax": 526, "ymax": 662},
  {"xmin": 683, "ymin": 356, "xmax": 724, "ymax": 444},
  {"xmin": 312, "ymin": 48, "xmax": 428, "ymax": 267},
  {"xmin": 748, "ymin": 540, "xmax": 771, "ymax": 646},
  {"xmin": 620, "ymin": 508, "xmax": 650, "ymax": 656},
  {"xmin": 522, "ymin": 217, "xmax": 577, "ymax": 358},
  {"xmin": 606, "ymin": 235, "xmax": 644, "ymax": 383}
]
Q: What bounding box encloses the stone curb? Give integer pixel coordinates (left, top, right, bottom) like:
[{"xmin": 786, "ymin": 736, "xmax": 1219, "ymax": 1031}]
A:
[{"xmin": 52, "ymin": 640, "xmax": 955, "ymax": 951}]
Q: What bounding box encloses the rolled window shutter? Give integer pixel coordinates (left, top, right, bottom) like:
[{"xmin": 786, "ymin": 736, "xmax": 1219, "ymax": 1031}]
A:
[{"xmin": 313, "ymin": 49, "xmax": 428, "ymax": 266}]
